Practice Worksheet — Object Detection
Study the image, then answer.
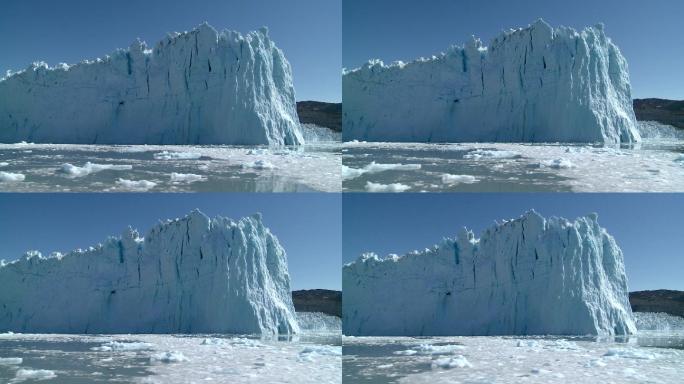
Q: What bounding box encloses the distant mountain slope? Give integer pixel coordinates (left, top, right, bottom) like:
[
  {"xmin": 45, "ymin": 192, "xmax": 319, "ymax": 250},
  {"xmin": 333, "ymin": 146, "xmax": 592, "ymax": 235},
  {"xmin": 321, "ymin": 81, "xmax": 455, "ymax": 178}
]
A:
[
  {"xmin": 633, "ymin": 98, "xmax": 684, "ymax": 129},
  {"xmin": 297, "ymin": 101, "xmax": 342, "ymax": 132},
  {"xmin": 630, "ymin": 290, "xmax": 684, "ymax": 318},
  {"xmin": 292, "ymin": 289, "xmax": 341, "ymax": 317}
]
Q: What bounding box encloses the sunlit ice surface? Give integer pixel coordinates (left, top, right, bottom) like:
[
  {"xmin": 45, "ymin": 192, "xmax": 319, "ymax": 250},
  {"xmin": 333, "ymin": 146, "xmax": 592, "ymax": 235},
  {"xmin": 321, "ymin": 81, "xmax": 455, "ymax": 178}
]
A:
[
  {"xmin": 0, "ymin": 142, "xmax": 341, "ymax": 192},
  {"xmin": 342, "ymin": 122, "xmax": 684, "ymax": 192},
  {"xmin": 0, "ymin": 313, "xmax": 341, "ymax": 383},
  {"xmin": 343, "ymin": 330, "xmax": 684, "ymax": 383}
]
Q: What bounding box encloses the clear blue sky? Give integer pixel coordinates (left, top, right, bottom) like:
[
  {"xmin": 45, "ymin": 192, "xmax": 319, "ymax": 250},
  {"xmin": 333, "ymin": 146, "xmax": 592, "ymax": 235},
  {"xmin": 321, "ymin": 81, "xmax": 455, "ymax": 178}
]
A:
[
  {"xmin": 343, "ymin": 193, "xmax": 684, "ymax": 292},
  {"xmin": 0, "ymin": 0, "xmax": 341, "ymax": 102},
  {"xmin": 0, "ymin": 193, "xmax": 341, "ymax": 290},
  {"xmin": 344, "ymin": 0, "xmax": 684, "ymax": 100}
]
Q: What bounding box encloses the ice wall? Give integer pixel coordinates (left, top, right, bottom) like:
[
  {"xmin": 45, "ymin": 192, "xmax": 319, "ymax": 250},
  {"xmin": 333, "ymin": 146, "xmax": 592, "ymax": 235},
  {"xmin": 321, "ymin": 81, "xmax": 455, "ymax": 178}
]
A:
[
  {"xmin": 343, "ymin": 210, "xmax": 636, "ymax": 336},
  {"xmin": 0, "ymin": 210, "xmax": 299, "ymax": 335},
  {"xmin": 0, "ymin": 23, "xmax": 302, "ymax": 145},
  {"xmin": 343, "ymin": 20, "xmax": 640, "ymax": 144}
]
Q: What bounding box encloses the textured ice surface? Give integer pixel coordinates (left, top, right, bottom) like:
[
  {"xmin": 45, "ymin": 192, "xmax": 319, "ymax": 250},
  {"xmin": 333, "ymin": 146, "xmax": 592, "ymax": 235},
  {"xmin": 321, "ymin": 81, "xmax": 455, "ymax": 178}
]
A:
[
  {"xmin": 344, "ymin": 20, "xmax": 639, "ymax": 144},
  {"xmin": 0, "ymin": 332, "xmax": 341, "ymax": 383},
  {"xmin": 297, "ymin": 312, "xmax": 342, "ymax": 334},
  {"xmin": 0, "ymin": 23, "xmax": 302, "ymax": 146},
  {"xmin": 0, "ymin": 142, "xmax": 341, "ymax": 192},
  {"xmin": 343, "ymin": 334, "xmax": 684, "ymax": 384},
  {"xmin": 634, "ymin": 312, "xmax": 684, "ymax": 332},
  {"xmin": 0, "ymin": 210, "xmax": 298, "ymax": 335},
  {"xmin": 344, "ymin": 210, "xmax": 635, "ymax": 336},
  {"xmin": 342, "ymin": 130, "xmax": 684, "ymax": 192}
]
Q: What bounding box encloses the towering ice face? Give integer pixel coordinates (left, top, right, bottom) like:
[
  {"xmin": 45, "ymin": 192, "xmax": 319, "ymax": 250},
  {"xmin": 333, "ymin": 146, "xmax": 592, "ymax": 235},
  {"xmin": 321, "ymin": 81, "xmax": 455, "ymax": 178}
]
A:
[
  {"xmin": 343, "ymin": 20, "xmax": 640, "ymax": 144},
  {"xmin": 343, "ymin": 210, "xmax": 636, "ymax": 336},
  {"xmin": 0, "ymin": 23, "xmax": 303, "ymax": 146},
  {"xmin": 0, "ymin": 210, "xmax": 299, "ymax": 335}
]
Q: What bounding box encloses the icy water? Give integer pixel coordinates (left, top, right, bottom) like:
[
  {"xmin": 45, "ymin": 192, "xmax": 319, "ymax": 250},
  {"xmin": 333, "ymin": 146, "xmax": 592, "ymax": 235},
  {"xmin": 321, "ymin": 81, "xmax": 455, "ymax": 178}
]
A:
[
  {"xmin": 0, "ymin": 142, "xmax": 341, "ymax": 192},
  {"xmin": 343, "ymin": 332, "xmax": 684, "ymax": 383},
  {"xmin": 342, "ymin": 123, "xmax": 684, "ymax": 192},
  {"xmin": 0, "ymin": 331, "xmax": 341, "ymax": 383}
]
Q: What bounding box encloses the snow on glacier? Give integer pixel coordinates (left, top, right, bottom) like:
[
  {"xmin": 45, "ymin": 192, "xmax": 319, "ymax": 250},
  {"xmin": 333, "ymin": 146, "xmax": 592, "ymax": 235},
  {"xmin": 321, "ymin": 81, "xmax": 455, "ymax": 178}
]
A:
[
  {"xmin": 0, "ymin": 209, "xmax": 299, "ymax": 335},
  {"xmin": 343, "ymin": 19, "xmax": 640, "ymax": 144},
  {"xmin": 343, "ymin": 210, "xmax": 636, "ymax": 336},
  {"xmin": 0, "ymin": 23, "xmax": 303, "ymax": 146}
]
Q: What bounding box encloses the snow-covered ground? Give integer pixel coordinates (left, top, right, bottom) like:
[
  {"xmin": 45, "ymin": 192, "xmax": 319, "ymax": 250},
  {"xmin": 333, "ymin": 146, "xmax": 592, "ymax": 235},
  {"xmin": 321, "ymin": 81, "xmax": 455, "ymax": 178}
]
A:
[
  {"xmin": 0, "ymin": 142, "xmax": 341, "ymax": 192},
  {"xmin": 342, "ymin": 123, "xmax": 684, "ymax": 192},
  {"xmin": 343, "ymin": 313, "xmax": 684, "ymax": 383},
  {"xmin": 0, "ymin": 313, "xmax": 341, "ymax": 383}
]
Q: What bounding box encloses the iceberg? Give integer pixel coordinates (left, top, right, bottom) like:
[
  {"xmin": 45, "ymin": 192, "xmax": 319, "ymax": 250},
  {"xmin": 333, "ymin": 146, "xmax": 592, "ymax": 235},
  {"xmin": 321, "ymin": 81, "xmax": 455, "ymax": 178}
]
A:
[
  {"xmin": 343, "ymin": 210, "xmax": 636, "ymax": 336},
  {"xmin": 343, "ymin": 20, "xmax": 640, "ymax": 144},
  {"xmin": 0, "ymin": 209, "xmax": 299, "ymax": 335},
  {"xmin": 0, "ymin": 23, "xmax": 302, "ymax": 146}
]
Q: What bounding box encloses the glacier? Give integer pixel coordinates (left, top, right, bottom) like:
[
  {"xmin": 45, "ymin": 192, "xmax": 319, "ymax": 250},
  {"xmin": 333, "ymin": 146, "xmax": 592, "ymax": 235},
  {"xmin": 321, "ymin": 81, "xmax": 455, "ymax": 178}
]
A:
[
  {"xmin": 343, "ymin": 210, "xmax": 636, "ymax": 336},
  {"xmin": 0, "ymin": 209, "xmax": 299, "ymax": 335},
  {"xmin": 0, "ymin": 23, "xmax": 303, "ymax": 146},
  {"xmin": 343, "ymin": 19, "xmax": 640, "ymax": 144}
]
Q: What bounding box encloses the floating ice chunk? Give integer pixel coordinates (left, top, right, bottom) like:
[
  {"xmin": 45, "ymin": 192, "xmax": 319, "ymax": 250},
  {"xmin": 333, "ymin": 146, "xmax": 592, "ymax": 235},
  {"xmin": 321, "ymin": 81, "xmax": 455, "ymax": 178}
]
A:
[
  {"xmin": 441, "ymin": 174, "xmax": 478, "ymax": 184},
  {"xmin": 59, "ymin": 162, "xmax": 132, "ymax": 177},
  {"xmin": 150, "ymin": 351, "xmax": 189, "ymax": 363},
  {"xmin": 169, "ymin": 173, "xmax": 206, "ymax": 183},
  {"xmin": 394, "ymin": 349, "xmax": 418, "ymax": 356},
  {"xmin": 515, "ymin": 340, "xmax": 541, "ymax": 348},
  {"xmin": 298, "ymin": 345, "xmax": 342, "ymax": 362},
  {"xmin": 299, "ymin": 345, "xmax": 342, "ymax": 356},
  {"xmin": 584, "ymin": 358, "xmax": 608, "ymax": 367},
  {"xmin": 243, "ymin": 160, "xmax": 276, "ymax": 170},
  {"xmin": 115, "ymin": 178, "xmax": 157, "ymax": 191},
  {"xmin": 343, "ymin": 162, "xmax": 421, "ymax": 181},
  {"xmin": 364, "ymin": 162, "xmax": 421, "ymax": 173},
  {"xmin": 431, "ymin": 355, "xmax": 472, "ymax": 369},
  {"xmin": 200, "ymin": 338, "xmax": 225, "ymax": 346},
  {"xmin": 464, "ymin": 149, "xmax": 521, "ymax": 160},
  {"xmin": 91, "ymin": 341, "xmax": 153, "ymax": 351},
  {"xmin": 538, "ymin": 159, "xmax": 574, "ymax": 169},
  {"xmin": 365, "ymin": 181, "xmax": 411, "ymax": 192},
  {"xmin": 604, "ymin": 348, "xmax": 658, "ymax": 360},
  {"xmin": 0, "ymin": 171, "xmax": 25, "ymax": 182},
  {"xmin": 0, "ymin": 357, "xmax": 22, "ymax": 365},
  {"xmin": 342, "ymin": 165, "xmax": 366, "ymax": 180},
  {"xmin": 228, "ymin": 338, "xmax": 264, "ymax": 348},
  {"xmin": 414, "ymin": 344, "xmax": 465, "ymax": 355},
  {"xmin": 13, "ymin": 368, "xmax": 56, "ymax": 381},
  {"xmin": 154, "ymin": 151, "xmax": 202, "ymax": 160}
]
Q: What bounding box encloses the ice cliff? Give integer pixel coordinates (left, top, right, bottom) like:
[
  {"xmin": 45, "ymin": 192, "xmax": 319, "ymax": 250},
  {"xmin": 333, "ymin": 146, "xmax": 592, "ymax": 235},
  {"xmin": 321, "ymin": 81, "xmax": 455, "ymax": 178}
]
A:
[
  {"xmin": 343, "ymin": 20, "xmax": 640, "ymax": 144},
  {"xmin": 0, "ymin": 210, "xmax": 299, "ymax": 334},
  {"xmin": 343, "ymin": 210, "xmax": 636, "ymax": 336},
  {"xmin": 0, "ymin": 23, "xmax": 303, "ymax": 145}
]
